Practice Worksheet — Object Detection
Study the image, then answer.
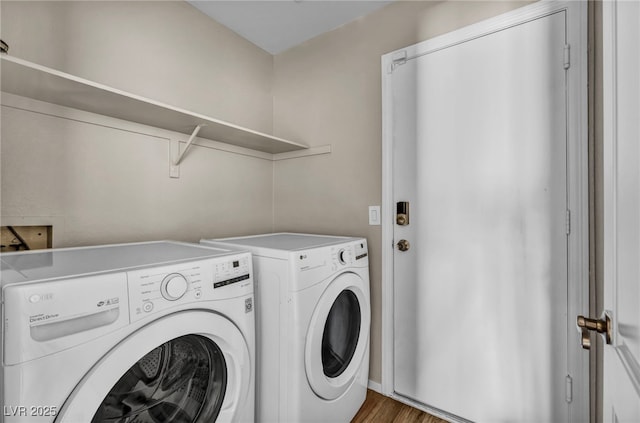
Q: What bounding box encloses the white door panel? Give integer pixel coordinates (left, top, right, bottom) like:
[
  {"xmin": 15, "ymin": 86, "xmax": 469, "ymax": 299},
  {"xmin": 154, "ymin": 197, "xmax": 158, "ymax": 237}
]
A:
[
  {"xmin": 603, "ymin": 1, "xmax": 640, "ymax": 421},
  {"xmin": 390, "ymin": 9, "xmax": 578, "ymax": 422}
]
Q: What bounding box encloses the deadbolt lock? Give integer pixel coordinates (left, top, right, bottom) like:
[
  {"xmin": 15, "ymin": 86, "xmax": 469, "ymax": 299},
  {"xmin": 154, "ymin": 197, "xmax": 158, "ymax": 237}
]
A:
[
  {"xmin": 577, "ymin": 312, "xmax": 612, "ymax": 350},
  {"xmin": 396, "ymin": 201, "xmax": 409, "ymax": 226},
  {"xmin": 397, "ymin": 239, "xmax": 410, "ymax": 252}
]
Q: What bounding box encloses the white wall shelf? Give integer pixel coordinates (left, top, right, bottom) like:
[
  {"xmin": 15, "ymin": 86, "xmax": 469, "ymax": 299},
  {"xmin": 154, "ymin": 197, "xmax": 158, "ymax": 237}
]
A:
[{"xmin": 0, "ymin": 55, "xmax": 310, "ymax": 155}]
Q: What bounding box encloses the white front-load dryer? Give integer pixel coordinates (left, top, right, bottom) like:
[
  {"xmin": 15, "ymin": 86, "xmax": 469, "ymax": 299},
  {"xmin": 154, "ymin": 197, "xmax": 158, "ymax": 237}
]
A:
[
  {"xmin": 201, "ymin": 233, "xmax": 370, "ymax": 423},
  {"xmin": 0, "ymin": 241, "xmax": 255, "ymax": 423}
]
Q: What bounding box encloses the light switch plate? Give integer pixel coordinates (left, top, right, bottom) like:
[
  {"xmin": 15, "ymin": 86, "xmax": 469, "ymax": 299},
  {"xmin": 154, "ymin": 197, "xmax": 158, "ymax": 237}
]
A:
[{"xmin": 369, "ymin": 206, "xmax": 381, "ymax": 225}]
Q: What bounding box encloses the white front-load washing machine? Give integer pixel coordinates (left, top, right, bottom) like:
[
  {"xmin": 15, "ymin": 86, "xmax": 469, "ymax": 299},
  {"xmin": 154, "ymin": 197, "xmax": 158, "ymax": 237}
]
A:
[
  {"xmin": 1, "ymin": 241, "xmax": 255, "ymax": 423},
  {"xmin": 201, "ymin": 233, "xmax": 370, "ymax": 423}
]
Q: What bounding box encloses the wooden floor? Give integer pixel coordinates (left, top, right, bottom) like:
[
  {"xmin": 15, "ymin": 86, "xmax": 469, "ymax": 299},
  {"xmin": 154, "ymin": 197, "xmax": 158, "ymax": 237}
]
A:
[{"xmin": 351, "ymin": 390, "xmax": 447, "ymax": 423}]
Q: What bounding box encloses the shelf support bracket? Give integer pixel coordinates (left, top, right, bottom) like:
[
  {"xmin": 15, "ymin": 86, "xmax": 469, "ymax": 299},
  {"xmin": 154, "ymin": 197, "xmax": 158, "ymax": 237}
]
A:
[
  {"xmin": 174, "ymin": 124, "xmax": 205, "ymax": 166},
  {"xmin": 169, "ymin": 124, "xmax": 206, "ymax": 178}
]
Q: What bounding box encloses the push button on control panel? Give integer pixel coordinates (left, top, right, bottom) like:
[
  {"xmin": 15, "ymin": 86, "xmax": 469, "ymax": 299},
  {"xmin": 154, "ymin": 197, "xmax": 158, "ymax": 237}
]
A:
[{"xmin": 143, "ymin": 301, "xmax": 154, "ymax": 313}]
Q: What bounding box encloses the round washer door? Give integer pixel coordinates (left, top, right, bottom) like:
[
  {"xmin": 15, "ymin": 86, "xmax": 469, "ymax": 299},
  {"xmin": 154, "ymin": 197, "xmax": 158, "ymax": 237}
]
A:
[
  {"xmin": 56, "ymin": 311, "xmax": 251, "ymax": 423},
  {"xmin": 305, "ymin": 271, "xmax": 370, "ymax": 400}
]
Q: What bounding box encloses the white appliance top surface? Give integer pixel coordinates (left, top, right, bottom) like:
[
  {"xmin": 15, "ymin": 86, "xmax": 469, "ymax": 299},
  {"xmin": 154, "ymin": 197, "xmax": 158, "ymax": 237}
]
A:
[
  {"xmin": 214, "ymin": 233, "xmax": 355, "ymax": 251},
  {"xmin": 0, "ymin": 241, "xmax": 235, "ymax": 286}
]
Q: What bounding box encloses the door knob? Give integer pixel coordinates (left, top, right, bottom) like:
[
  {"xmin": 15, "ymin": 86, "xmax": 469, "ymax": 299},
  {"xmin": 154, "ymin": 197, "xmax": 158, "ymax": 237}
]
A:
[
  {"xmin": 577, "ymin": 312, "xmax": 612, "ymax": 350},
  {"xmin": 397, "ymin": 239, "xmax": 410, "ymax": 251}
]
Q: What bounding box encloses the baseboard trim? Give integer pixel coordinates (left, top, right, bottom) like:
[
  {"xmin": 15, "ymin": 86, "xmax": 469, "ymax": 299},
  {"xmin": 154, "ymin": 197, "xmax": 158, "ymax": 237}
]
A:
[{"xmin": 367, "ymin": 379, "xmax": 382, "ymax": 393}]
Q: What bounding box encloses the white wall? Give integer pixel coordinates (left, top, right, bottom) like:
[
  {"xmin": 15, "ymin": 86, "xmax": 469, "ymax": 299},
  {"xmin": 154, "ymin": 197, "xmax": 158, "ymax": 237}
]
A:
[{"xmin": 1, "ymin": 0, "xmax": 276, "ymax": 246}]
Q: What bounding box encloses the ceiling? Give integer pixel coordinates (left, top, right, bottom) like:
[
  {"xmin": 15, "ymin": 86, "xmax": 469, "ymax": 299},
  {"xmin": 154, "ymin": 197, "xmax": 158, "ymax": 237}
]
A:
[{"xmin": 188, "ymin": 1, "xmax": 393, "ymax": 55}]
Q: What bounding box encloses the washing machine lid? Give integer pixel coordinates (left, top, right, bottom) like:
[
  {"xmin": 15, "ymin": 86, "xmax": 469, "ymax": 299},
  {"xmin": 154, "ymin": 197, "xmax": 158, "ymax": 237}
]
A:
[
  {"xmin": 205, "ymin": 233, "xmax": 358, "ymax": 252},
  {"xmin": 0, "ymin": 241, "xmax": 235, "ymax": 286}
]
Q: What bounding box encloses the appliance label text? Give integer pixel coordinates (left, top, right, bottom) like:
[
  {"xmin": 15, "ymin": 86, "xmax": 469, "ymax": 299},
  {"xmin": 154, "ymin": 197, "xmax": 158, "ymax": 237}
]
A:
[{"xmin": 29, "ymin": 313, "xmax": 59, "ymax": 324}]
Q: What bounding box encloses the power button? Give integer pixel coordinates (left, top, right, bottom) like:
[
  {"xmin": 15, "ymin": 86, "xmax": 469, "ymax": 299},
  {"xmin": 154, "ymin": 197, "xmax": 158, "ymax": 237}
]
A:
[{"xmin": 143, "ymin": 302, "xmax": 154, "ymax": 313}]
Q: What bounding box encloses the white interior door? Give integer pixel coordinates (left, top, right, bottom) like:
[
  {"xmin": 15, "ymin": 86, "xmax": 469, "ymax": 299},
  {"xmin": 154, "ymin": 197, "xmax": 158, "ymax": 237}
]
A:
[
  {"xmin": 386, "ymin": 4, "xmax": 586, "ymax": 422},
  {"xmin": 602, "ymin": 1, "xmax": 640, "ymax": 421}
]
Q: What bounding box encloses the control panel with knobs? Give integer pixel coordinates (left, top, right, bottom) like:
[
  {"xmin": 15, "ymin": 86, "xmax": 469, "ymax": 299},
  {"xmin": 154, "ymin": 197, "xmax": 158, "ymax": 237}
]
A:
[
  {"xmin": 126, "ymin": 255, "xmax": 252, "ymax": 323},
  {"xmin": 336, "ymin": 247, "xmax": 354, "ymax": 266}
]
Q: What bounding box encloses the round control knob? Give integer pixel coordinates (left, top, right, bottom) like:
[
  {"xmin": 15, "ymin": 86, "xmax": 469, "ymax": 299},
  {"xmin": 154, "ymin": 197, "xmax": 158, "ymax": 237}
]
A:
[
  {"xmin": 161, "ymin": 273, "xmax": 188, "ymax": 301},
  {"xmin": 338, "ymin": 249, "xmax": 347, "ymax": 265}
]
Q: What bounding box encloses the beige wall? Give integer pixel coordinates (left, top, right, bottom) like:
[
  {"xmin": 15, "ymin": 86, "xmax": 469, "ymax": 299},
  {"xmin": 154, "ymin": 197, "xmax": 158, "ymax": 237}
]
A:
[
  {"xmin": 1, "ymin": 105, "xmax": 275, "ymax": 246},
  {"xmin": 1, "ymin": 1, "xmax": 276, "ymax": 246},
  {"xmin": 272, "ymin": 0, "xmax": 535, "ymax": 384},
  {"xmin": 1, "ymin": 0, "xmax": 273, "ymax": 132}
]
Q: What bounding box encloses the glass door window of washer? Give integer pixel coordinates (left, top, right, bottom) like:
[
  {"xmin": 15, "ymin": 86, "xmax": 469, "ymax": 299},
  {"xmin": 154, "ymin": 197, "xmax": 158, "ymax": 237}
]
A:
[
  {"xmin": 322, "ymin": 290, "xmax": 361, "ymax": 377},
  {"xmin": 92, "ymin": 335, "xmax": 227, "ymax": 423}
]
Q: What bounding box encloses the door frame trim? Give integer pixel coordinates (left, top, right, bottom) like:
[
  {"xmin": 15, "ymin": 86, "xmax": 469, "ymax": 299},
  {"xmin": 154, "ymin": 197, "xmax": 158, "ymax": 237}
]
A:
[{"xmin": 381, "ymin": 1, "xmax": 588, "ymax": 421}]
